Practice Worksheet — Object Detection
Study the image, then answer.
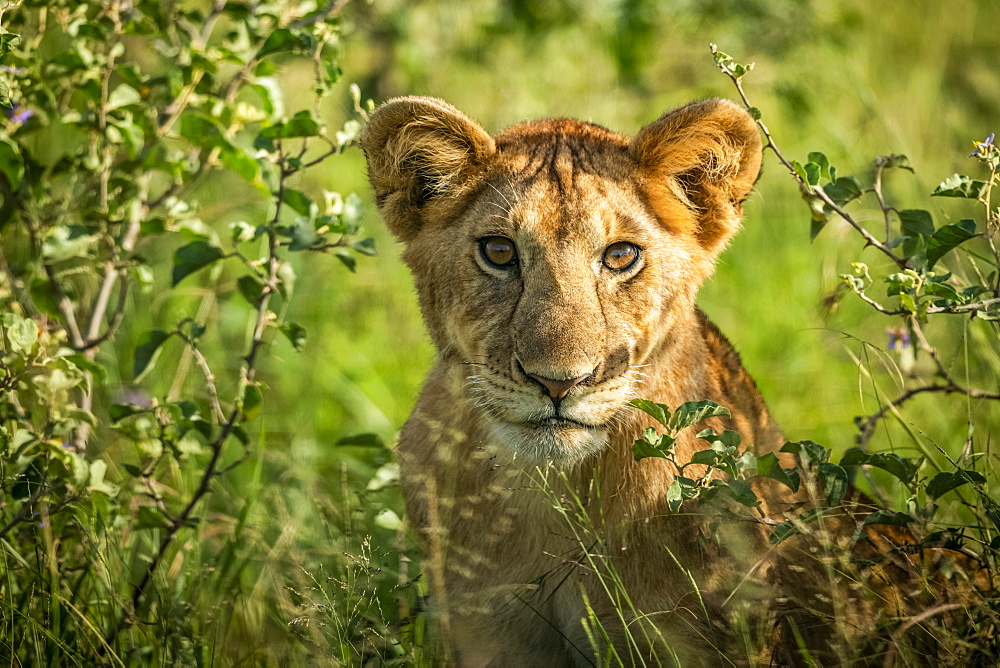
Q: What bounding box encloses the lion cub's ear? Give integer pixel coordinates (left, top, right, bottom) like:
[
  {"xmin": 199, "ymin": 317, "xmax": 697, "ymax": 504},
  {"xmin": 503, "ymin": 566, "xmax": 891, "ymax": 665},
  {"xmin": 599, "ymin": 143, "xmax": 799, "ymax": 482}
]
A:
[
  {"xmin": 361, "ymin": 96, "xmax": 495, "ymax": 242},
  {"xmin": 630, "ymin": 98, "xmax": 762, "ymax": 252}
]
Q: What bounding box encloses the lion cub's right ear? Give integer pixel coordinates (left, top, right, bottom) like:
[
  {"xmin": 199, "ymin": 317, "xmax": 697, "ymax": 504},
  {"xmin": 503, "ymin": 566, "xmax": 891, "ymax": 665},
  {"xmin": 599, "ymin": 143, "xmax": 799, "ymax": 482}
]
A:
[{"xmin": 360, "ymin": 97, "xmax": 496, "ymax": 242}]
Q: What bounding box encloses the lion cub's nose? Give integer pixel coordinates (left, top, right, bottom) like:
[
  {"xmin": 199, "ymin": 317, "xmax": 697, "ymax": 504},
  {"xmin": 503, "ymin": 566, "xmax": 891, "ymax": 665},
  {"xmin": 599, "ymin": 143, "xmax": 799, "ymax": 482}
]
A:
[{"xmin": 526, "ymin": 372, "xmax": 591, "ymax": 401}]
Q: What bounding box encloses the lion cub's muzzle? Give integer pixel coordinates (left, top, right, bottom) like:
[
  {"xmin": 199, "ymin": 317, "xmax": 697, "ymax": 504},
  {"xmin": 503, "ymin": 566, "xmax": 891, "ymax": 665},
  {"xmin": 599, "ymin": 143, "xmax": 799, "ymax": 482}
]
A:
[{"xmin": 516, "ymin": 359, "xmax": 596, "ymax": 411}]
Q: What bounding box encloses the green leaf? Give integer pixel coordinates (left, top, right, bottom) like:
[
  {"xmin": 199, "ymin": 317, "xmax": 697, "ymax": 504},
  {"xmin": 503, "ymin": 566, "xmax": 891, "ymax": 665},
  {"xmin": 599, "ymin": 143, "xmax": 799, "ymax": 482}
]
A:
[
  {"xmin": 806, "ymin": 194, "xmax": 828, "ymax": 240},
  {"xmin": 279, "ymin": 322, "xmax": 307, "ymax": 351},
  {"xmin": 881, "ymin": 154, "xmax": 913, "ymax": 172},
  {"xmin": 893, "ymin": 235, "xmax": 925, "ymax": 260},
  {"xmin": 107, "ymin": 83, "xmax": 142, "ymax": 109},
  {"xmin": 726, "ymin": 480, "xmax": 759, "ymax": 507},
  {"xmin": 219, "ymin": 145, "xmax": 260, "ymax": 183},
  {"xmin": 899, "ymin": 209, "xmax": 934, "ymax": 237},
  {"xmin": 136, "ymin": 506, "xmax": 168, "ymax": 530},
  {"xmin": 261, "ymin": 110, "xmax": 320, "ymax": 139},
  {"xmin": 109, "ymin": 403, "xmax": 146, "ymax": 422},
  {"xmin": 336, "ymin": 432, "xmax": 387, "ymax": 448},
  {"xmin": 781, "ymin": 440, "xmax": 829, "ymax": 468},
  {"xmin": 232, "ymin": 424, "xmax": 250, "ymax": 446},
  {"xmin": 240, "ymin": 384, "xmax": 263, "ymax": 421},
  {"xmin": 276, "ymin": 261, "xmax": 296, "ymax": 299},
  {"xmin": 932, "ymin": 174, "xmax": 987, "ymax": 199},
  {"xmin": 335, "ymin": 249, "xmax": 356, "ymax": 272},
  {"xmin": 690, "ymin": 449, "xmax": 721, "ymax": 467},
  {"xmin": 803, "ymin": 162, "xmax": 821, "ymax": 186},
  {"xmin": 818, "ymin": 462, "xmax": 848, "ymax": 506},
  {"xmin": 0, "ymin": 138, "xmax": 23, "ymax": 190},
  {"xmin": 926, "ymin": 219, "xmax": 977, "ymax": 269},
  {"xmin": 134, "ymin": 330, "xmax": 170, "ymax": 378},
  {"xmin": 341, "ymin": 193, "xmax": 365, "ymax": 234},
  {"xmin": 755, "ymin": 452, "xmax": 800, "ymax": 492},
  {"xmin": 869, "ymin": 453, "xmax": 920, "ymax": 484},
  {"xmin": 352, "ymin": 237, "xmax": 377, "ymax": 256},
  {"xmin": 669, "ymin": 400, "xmax": 730, "ymax": 432},
  {"xmin": 839, "ymin": 447, "xmax": 870, "ymax": 467},
  {"xmin": 628, "ymin": 398, "xmax": 671, "ymax": 428},
  {"xmin": 666, "ymin": 476, "xmax": 696, "ymax": 513},
  {"xmin": 807, "ymin": 152, "xmax": 832, "ymax": 181},
  {"xmin": 2, "ymin": 313, "xmax": 38, "ymax": 353},
  {"xmin": 237, "ymin": 275, "xmax": 266, "ymax": 305},
  {"xmin": 172, "ymin": 241, "xmax": 225, "ymax": 285},
  {"xmin": 257, "ymin": 28, "xmax": 316, "ymax": 59},
  {"xmin": 822, "ymin": 176, "xmax": 863, "ymax": 206},
  {"xmin": 281, "ymin": 189, "xmax": 315, "ymax": 217},
  {"xmin": 178, "ymin": 113, "xmax": 225, "ymax": 150},
  {"xmin": 696, "ymin": 428, "xmax": 742, "ymax": 452},
  {"xmin": 632, "ymin": 438, "xmax": 668, "ymax": 460},
  {"xmin": 863, "ymin": 510, "xmax": 914, "ymax": 528},
  {"xmin": 63, "ymin": 353, "xmax": 106, "ymax": 385},
  {"xmin": 926, "ymin": 470, "xmax": 987, "ymax": 499},
  {"xmin": 281, "ymin": 219, "xmax": 317, "ymax": 251},
  {"xmin": 769, "ymin": 522, "xmax": 798, "ymax": 545}
]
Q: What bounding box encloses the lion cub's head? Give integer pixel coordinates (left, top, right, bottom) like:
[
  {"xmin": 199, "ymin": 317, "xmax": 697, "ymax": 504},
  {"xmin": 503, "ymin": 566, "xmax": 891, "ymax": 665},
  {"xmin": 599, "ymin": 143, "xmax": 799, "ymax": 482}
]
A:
[{"xmin": 361, "ymin": 97, "xmax": 761, "ymax": 463}]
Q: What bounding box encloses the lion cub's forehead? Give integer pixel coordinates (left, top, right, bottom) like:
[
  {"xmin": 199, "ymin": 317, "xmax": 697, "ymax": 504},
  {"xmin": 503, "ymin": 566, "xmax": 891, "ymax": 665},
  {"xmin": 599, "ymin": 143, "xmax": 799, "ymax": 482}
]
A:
[{"xmin": 482, "ymin": 119, "xmax": 649, "ymax": 244}]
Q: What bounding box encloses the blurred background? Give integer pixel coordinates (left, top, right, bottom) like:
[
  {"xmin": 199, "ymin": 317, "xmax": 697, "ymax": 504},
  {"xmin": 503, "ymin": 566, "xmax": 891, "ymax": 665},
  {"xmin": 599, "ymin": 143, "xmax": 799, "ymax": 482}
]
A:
[{"xmin": 66, "ymin": 0, "xmax": 1000, "ymax": 659}]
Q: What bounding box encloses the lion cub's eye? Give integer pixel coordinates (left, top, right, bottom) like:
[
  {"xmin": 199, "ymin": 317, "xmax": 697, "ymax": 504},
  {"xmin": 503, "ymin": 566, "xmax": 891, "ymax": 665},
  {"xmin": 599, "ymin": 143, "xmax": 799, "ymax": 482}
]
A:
[
  {"xmin": 479, "ymin": 236, "xmax": 518, "ymax": 268},
  {"xmin": 602, "ymin": 242, "xmax": 641, "ymax": 271}
]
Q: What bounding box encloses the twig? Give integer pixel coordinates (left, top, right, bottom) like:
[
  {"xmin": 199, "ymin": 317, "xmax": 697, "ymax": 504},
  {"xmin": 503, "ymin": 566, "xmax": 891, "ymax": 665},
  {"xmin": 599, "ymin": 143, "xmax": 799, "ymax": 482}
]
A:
[
  {"xmin": 857, "ymin": 384, "xmax": 1000, "ymax": 451},
  {"xmin": 882, "ymin": 603, "xmax": 964, "ymax": 668},
  {"xmin": 872, "ymin": 160, "xmax": 892, "ymax": 244},
  {"xmin": 710, "ymin": 44, "xmax": 907, "ymax": 268},
  {"xmin": 43, "ymin": 263, "xmax": 85, "ymax": 349}
]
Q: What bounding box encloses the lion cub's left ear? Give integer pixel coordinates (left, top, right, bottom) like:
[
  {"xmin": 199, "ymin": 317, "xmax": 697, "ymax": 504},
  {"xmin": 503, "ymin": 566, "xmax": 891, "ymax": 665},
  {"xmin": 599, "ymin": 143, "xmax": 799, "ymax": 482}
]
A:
[
  {"xmin": 360, "ymin": 96, "xmax": 495, "ymax": 242},
  {"xmin": 630, "ymin": 98, "xmax": 762, "ymax": 252}
]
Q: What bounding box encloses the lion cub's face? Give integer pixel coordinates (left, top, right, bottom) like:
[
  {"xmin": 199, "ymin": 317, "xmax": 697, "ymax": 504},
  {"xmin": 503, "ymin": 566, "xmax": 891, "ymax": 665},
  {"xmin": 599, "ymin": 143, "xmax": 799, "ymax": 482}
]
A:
[{"xmin": 362, "ymin": 98, "xmax": 761, "ymax": 462}]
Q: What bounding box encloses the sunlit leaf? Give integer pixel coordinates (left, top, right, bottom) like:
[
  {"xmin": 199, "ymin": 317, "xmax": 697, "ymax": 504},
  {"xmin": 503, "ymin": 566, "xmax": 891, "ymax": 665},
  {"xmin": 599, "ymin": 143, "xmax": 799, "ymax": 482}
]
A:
[
  {"xmin": 669, "ymin": 400, "xmax": 730, "ymax": 431},
  {"xmin": 627, "ymin": 398, "xmax": 671, "ymax": 428},
  {"xmin": 926, "ymin": 219, "xmax": 977, "ymax": 269},
  {"xmin": 932, "ymin": 174, "xmax": 987, "ymax": 199}
]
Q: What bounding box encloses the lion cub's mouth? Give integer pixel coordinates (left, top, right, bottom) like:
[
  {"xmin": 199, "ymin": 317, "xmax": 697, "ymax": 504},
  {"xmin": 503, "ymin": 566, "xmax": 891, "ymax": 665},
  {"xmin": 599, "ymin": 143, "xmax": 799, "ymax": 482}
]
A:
[{"xmin": 533, "ymin": 416, "xmax": 601, "ymax": 430}]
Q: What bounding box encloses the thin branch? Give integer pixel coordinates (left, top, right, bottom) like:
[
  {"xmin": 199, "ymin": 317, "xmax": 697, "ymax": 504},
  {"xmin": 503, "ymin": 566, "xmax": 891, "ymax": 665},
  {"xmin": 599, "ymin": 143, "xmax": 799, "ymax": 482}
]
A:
[
  {"xmin": 872, "ymin": 161, "xmax": 892, "ymax": 244},
  {"xmin": 927, "ymin": 296, "xmax": 1000, "ymax": 314},
  {"xmin": 43, "ymin": 263, "xmax": 85, "ymax": 349},
  {"xmin": 857, "ymin": 383, "xmax": 1000, "ymax": 451},
  {"xmin": 105, "ymin": 146, "xmax": 288, "ymax": 649},
  {"xmin": 710, "ymin": 45, "xmax": 907, "ymax": 268},
  {"xmin": 176, "ymin": 333, "xmax": 226, "ymax": 423}
]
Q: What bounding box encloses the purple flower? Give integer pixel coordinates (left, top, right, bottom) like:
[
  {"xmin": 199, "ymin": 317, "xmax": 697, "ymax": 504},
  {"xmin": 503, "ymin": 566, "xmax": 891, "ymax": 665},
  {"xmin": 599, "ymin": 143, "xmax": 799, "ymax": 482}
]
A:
[
  {"xmin": 5, "ymin": 103, "xmax": 33, "ymax": 124},
  {"xmin": 0, "ymin": 66, "xmax": 27, "ymax": 75},
  {"xmin": 970, "ymin": 133, "xmax": 995, "ymax": 158},
  {"xmin": 887, "ymin": 327, "xmax": 910, "ymax": 351}
]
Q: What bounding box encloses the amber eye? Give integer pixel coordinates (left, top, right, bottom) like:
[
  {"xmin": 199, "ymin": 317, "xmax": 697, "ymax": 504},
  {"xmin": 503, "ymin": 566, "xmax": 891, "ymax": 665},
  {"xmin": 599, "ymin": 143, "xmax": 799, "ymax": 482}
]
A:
[
  {"xmin": 602, "ymin": 242, "xmax": 640, "ymax": 271},
  {"xmin": 479, "ymin": 236, "xmax": 518, "ymax": 268}
]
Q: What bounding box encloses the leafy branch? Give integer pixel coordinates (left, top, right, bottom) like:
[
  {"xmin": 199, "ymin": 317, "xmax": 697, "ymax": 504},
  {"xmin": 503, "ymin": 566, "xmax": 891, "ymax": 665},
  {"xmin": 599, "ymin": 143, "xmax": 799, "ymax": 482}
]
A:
[{"xmin": 710, "ymin": 44, "xmax": 1000, "ymax": 464}]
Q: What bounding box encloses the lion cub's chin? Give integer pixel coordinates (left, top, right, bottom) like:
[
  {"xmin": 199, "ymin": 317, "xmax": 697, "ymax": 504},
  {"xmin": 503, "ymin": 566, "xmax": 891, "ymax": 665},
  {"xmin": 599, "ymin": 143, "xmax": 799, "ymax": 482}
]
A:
[{"xmin": 487, "ymin": 419, "xmax": 610, "ymax": 465}]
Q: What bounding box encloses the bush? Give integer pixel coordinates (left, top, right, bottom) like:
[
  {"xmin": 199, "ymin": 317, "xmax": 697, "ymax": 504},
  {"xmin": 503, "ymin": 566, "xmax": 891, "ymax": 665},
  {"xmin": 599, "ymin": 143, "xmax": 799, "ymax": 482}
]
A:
[{"xmin": 0, "ymin": 1, "xmax": 386, "ymax": 663}]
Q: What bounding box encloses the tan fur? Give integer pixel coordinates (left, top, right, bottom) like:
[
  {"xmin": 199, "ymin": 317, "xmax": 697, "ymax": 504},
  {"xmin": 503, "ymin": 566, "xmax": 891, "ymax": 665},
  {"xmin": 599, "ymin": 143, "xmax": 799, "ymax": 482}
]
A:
[{"xmin": 360, "ymin": 98, "xmax": 988, "ymax": 666}]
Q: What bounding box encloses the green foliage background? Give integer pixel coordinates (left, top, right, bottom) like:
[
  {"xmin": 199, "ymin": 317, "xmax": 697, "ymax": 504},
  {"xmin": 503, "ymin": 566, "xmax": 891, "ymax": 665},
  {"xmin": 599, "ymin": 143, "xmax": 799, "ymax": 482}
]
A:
[{"xmin": 2, "ymin": 0, "xmax": 999, "ymax": 663}]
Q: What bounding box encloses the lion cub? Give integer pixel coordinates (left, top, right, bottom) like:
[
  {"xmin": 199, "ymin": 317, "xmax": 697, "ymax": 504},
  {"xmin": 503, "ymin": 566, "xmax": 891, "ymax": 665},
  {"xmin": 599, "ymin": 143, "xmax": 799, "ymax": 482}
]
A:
[{"xmin": 360, "ymin": 98, "xmax": 981, "ymax": 665}]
